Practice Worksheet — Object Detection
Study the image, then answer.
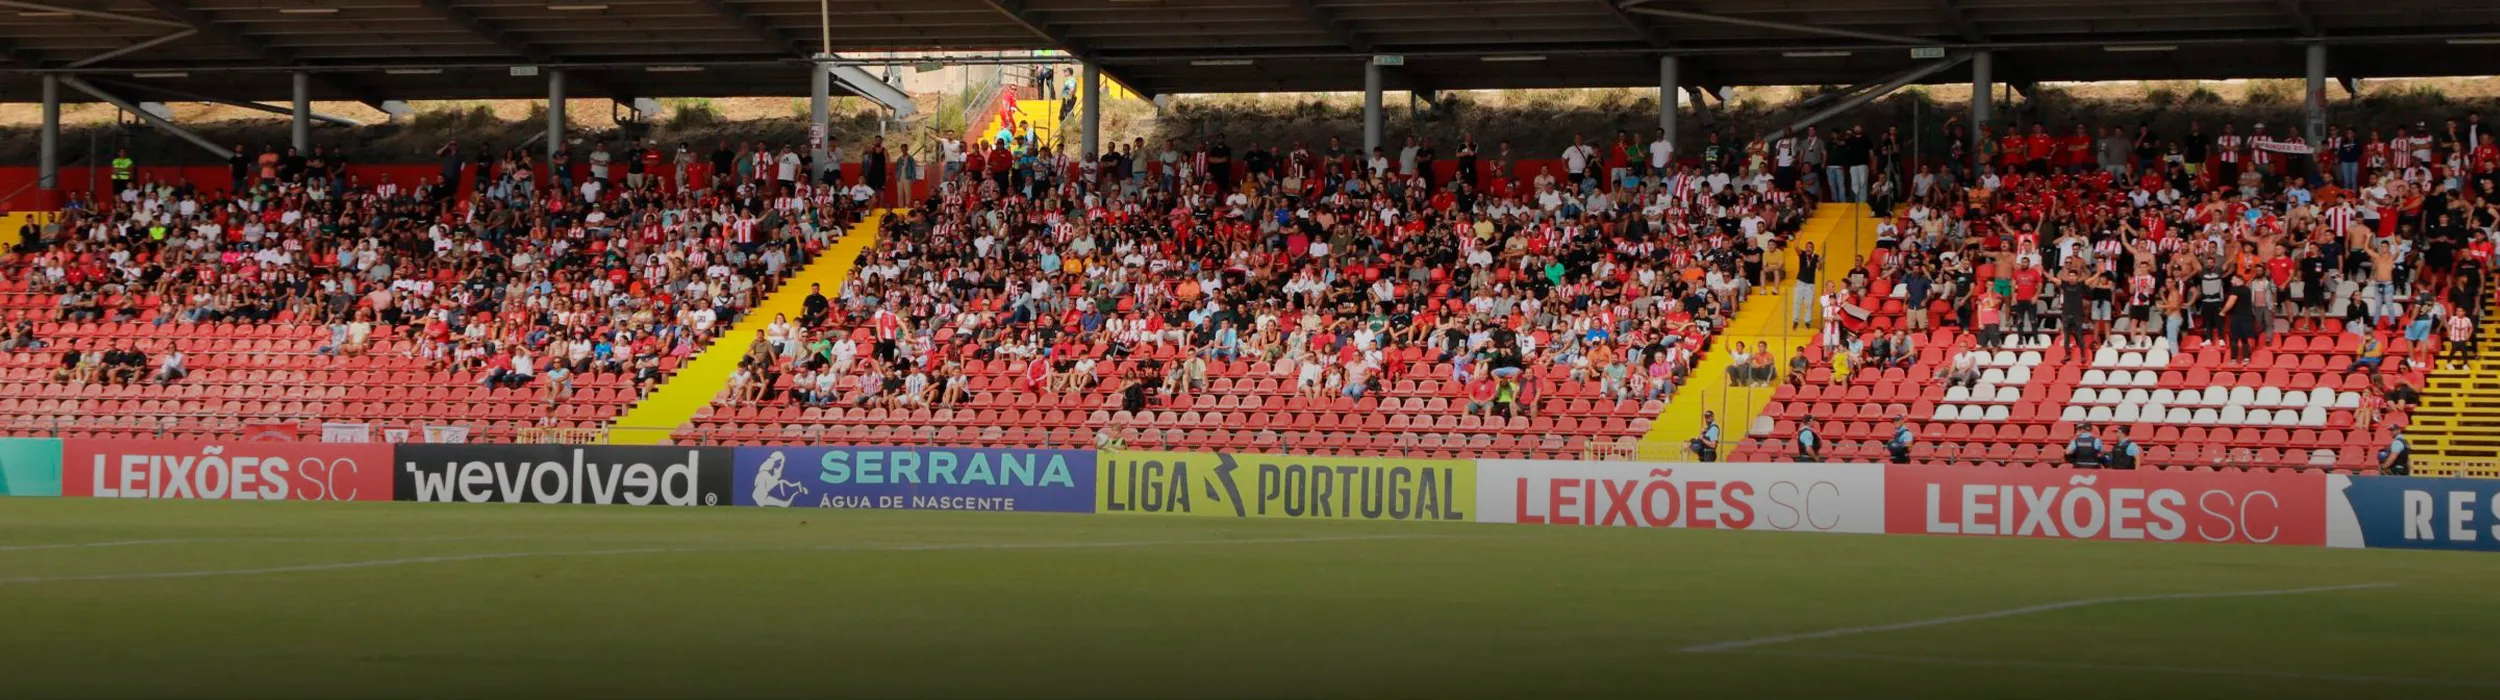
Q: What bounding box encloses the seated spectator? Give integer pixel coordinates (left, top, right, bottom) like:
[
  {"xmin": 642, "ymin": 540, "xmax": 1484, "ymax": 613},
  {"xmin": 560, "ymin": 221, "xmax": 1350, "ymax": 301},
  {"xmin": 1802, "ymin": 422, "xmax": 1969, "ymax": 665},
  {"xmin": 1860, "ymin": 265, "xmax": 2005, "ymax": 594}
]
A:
[{"xmin": 149, "ymin": 350, "xmax": 186, "ymax": 385}]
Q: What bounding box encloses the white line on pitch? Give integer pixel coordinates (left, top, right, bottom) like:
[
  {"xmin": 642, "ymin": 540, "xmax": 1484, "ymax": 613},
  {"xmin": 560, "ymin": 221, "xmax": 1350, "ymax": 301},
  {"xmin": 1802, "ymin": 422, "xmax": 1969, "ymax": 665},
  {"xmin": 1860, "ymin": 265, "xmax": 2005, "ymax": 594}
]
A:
[
  {"xmin": 0, "ymin": 534, "xmax": 1433, "ymax": 585},
  {"xmin": 1744, "ymin": 650, "xmax": 2500, "ymax": 689},
  {"xmin": 1680, "ymin": 582, "xmax": 2399, "ymax": 653}
]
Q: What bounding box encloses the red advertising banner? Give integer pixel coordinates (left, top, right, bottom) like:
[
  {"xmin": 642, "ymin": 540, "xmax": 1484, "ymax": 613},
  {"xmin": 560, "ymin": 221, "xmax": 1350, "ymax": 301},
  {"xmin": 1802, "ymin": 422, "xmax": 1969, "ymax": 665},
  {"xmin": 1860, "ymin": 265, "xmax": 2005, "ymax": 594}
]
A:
[
  {"xmin": 1885, "ymin": 466, "xmax": 2327, "ymax": 546},
  {"xmin": 62, "ymin": 439, "xmax": 395, "ymax": 501}
]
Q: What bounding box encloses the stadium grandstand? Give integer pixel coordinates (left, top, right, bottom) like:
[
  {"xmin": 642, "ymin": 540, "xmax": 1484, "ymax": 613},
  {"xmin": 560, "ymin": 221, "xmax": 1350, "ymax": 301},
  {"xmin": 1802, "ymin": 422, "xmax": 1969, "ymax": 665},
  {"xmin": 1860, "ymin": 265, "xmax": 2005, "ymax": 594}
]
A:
[{"xmin": 2, "ymin": 0, "xmax": 2499, "ymax": 475}]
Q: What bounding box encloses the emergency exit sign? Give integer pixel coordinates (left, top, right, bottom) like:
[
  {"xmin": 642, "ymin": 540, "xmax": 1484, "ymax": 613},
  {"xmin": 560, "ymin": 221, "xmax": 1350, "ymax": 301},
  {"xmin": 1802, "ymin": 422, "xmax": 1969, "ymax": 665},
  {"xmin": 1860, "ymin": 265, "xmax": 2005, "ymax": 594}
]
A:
[{"xmin": 1910, "ymin": 47, "xmax": 1946, "ymax": 59}]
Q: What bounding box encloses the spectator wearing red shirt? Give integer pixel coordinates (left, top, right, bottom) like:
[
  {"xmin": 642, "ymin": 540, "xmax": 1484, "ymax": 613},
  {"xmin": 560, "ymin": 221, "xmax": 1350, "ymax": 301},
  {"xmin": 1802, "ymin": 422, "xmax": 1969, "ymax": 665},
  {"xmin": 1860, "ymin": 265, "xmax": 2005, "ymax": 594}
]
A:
[{"xmin": 2026, "ymin": 125, "xmax": 2056, "ymax": 175}]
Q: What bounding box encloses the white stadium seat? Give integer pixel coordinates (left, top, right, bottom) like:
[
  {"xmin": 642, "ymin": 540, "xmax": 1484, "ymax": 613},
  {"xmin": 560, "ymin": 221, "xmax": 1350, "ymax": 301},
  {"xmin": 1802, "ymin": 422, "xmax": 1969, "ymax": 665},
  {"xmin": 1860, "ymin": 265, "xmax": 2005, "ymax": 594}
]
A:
[
  {"xmin": 2061, "ymin": 405, "xmax": 2088, "ymax": 423},
  {"xmin": 2255, "ymin": 387, "xmax": 2283, "ymax": 407},
  {"xmin": 2005, "ymin": 366, "xmax": 2034, "ymax": 385}
]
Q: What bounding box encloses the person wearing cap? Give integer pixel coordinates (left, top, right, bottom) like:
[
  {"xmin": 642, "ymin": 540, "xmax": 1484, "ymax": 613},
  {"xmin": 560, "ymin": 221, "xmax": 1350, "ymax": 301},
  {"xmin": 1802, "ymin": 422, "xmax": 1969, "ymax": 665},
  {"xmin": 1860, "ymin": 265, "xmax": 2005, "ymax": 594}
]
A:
[
  {"xmin": 1794, "ymin": 415, "xmax": 1823, "ymax": 463},
  {"xmin": 1884, "ymin": 414, "xmax": 1915, "ymax": 464},
  {"xmin": 1690, "ymin": 410, "xmax": 1721, "ymax": 462},
  {"xmin": 2066, "ymin": 422, "xmax": 2106, "ymax": 468}
]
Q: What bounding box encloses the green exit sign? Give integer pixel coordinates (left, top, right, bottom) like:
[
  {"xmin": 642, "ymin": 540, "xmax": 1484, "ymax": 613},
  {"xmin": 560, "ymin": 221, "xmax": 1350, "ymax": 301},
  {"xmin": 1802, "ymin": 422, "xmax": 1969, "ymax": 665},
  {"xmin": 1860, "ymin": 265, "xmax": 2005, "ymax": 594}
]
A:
[
  {"xmin": 1373, "ymin": 55, "xmax": 1405, "ymax": 66},
  {"xmin": 1910, "ymin": 47, "xmax": 1946, "ymax": 59}
]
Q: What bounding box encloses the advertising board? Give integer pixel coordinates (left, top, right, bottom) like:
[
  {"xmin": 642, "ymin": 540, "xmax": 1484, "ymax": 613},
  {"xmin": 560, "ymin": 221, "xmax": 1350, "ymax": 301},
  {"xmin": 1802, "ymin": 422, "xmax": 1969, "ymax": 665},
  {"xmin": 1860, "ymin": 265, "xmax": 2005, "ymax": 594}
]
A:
[
  {"xmin": 0, "ymin": 437, "xmax": 61, "ymax": 497},
  {"xmin": 2327, "ymin": 474, "xmax": 2500, "ymax": 551},
  {"xmin": 62, "ymin": 439, "xmax": 393, "ymax": 501},
  {"xmin": 1476, "ymin": 461, "xmax": 1885, "ymax": 533},
  {"xmin": 1098, "ymin": 450, "xmax": 1473, "ymax": 521},
  {"xmin": 1885, "ymin": 465, "xmax": 2326, "ymax": 546},
  {"xmin": 732, "ymin": 446, "xmax": 1094, "ymax": 512},
  {"xmin": 394, "ymin": 444, "xmax": 730, "ymax": 506}
]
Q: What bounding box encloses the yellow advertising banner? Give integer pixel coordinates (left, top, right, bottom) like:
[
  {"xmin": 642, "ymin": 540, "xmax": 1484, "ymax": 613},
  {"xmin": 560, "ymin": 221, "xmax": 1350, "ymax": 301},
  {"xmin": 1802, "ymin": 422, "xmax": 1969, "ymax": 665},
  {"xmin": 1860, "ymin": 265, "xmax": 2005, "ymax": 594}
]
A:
[{"xmin": 1097, "ymin": 450, "xmax": 1474, "ymax": 521}]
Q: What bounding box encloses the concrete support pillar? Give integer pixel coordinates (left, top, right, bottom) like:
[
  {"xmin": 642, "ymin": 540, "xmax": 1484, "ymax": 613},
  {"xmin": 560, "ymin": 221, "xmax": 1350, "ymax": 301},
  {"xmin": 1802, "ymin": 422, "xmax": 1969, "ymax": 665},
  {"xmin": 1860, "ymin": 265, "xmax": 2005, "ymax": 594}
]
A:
[
  {"xmin": 2304, "ymin": 43, "xmax": 2329, "ymax": 149},
  {"xmin": 1970, "ymin": 51, "xmax": 1993, "ymax": 171},
  {"xmin": 1080, "ymin": 63, "xmax": 1101, "ymax": 157},
  {"xmin": 1658, "ymin": 56, "xmax": 1680, "ymax": 155},
  {"xmin": 545, "ymin": 69, "xmax": 566, "ymax": 169},
  {"xmin": 39, "ymin": 75, "xmax": 59, "ymax": 193},
  {"xmin": 290, "ymin": 72, "xmax": 311, "ymax": 153},
  {"xmin": 1362, "ymin": 60, "xmax": 1383, "ymax": 154},
  {"xmin": 809, "ymin": 60, "xmax": 831, "ymax": 181}
]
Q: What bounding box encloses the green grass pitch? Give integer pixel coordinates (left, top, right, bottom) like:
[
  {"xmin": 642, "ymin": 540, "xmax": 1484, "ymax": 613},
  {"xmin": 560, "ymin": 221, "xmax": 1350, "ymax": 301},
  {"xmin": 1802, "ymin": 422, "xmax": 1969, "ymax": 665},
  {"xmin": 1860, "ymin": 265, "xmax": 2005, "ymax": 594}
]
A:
[{"xmin": 2, "ymin": 498, "xmax": 2496, "ymax": 699}]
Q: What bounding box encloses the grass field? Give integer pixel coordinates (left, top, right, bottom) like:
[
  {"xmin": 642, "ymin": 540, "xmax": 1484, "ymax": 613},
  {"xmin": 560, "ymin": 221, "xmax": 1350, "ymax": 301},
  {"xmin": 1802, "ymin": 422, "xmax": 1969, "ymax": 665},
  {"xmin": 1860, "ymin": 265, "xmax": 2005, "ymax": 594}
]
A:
[{"xmin": 2, "ymin": 499, "xmax": 2497, "ymax": 699}]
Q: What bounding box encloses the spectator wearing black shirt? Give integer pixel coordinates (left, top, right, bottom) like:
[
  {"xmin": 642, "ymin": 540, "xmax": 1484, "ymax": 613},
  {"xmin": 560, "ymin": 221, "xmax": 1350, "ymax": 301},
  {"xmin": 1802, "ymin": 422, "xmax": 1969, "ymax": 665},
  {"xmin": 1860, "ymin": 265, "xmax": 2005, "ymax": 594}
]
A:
[
  {"xmin": 227, "ymin": 146, "xmax": 251, "ymax": 193},
  {"xmin": 1208, "ymin": 136, "xmax": 1233, "ymax": 185},
  {"xmin": 2224, "ymin": 274, "xmax": 2258, "ymax": 364},
  {"xmin": 279, "ymin": 147, "xmax": 307, "ymax": 183}
]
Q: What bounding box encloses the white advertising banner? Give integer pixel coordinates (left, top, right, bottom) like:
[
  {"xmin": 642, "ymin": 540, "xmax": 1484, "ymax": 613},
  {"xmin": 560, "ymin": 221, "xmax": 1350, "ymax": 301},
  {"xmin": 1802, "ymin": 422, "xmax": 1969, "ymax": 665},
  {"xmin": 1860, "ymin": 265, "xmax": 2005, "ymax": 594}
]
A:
[
  {"xmin": 320, "ymin": 422, "xmax": 373, "ymax": 444},
  {"xmin": 1475, "ymin": 461, "xmax": 1887, "ymax": 534}
]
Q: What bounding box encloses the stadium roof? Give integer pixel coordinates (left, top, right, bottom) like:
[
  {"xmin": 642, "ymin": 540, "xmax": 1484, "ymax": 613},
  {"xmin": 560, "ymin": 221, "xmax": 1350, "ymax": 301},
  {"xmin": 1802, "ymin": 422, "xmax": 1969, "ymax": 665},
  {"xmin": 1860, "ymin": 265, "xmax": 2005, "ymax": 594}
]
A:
[{"xmin": 4, "ymin": 0, "xmax": 2500, "ymax": 104}]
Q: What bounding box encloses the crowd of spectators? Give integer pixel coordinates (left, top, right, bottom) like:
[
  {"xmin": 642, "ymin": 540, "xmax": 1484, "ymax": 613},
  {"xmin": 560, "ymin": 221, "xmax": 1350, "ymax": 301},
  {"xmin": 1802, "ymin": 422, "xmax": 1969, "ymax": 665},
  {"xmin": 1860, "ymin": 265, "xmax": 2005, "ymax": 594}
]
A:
[
  {"xmin": 4, "ymin": 137, "xmax": 878, "ymax": 408},
  {"xmin": 720, "ymin": 126, "xmax": 1814, "ymax": 422},
  {"xmin": 1775, "ymin": 115, "xmax": 2490, "ymax": 437}
]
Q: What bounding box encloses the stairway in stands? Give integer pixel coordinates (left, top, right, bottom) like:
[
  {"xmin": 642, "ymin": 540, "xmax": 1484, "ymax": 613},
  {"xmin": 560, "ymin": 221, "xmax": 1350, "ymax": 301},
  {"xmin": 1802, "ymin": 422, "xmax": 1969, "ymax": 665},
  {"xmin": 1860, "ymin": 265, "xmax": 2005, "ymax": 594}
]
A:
[
  {"xmin": 606, "ymin": 213, "xmax": 886, "ymax": 444},
  {"xmin": 2409, "ymin": 292, "xmax": 2500, "ymax": 474},
  {"xmin": 1631, "ymin": 203, "xmax": 1876, "ymax": 460}
]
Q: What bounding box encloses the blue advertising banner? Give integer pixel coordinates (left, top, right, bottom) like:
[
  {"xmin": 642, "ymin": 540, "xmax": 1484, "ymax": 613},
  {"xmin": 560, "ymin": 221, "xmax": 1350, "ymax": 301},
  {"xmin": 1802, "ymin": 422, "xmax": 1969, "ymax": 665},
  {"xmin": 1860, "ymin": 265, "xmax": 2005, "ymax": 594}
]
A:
[
  {"xmin": 2328, "ymin": 475, "xmax": 2500, "ymax": 552},
  {"xmin": 732, "ymin": 446, "xmax": 1096, "ymax": 513}
]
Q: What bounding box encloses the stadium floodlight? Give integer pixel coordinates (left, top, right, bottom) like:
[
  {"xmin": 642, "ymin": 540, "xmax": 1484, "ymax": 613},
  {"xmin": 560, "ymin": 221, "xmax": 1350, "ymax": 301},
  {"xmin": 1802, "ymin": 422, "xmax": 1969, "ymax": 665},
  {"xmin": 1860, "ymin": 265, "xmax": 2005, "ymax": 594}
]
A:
[
  {"xmin": 2102, "ymin": 45, "xmax": 2178, "ymax": 52},
  {"xmin": 1781, "ymin": 51, "xmax": 1853, "ymax": 58},
  {"xmin": 645, "ymin": 66, "xmax": 704, "ymax": 73},
  {"xmin": 277, "ymin": 7, "xmax": 339, "ymax": 13},
  {"xmin": 2446, "ymin": 38, "xmax": 2500, "ymax": 44},
  {"xmin": 131, "ymin": 72, "xmax": 188, "ymax": 78},
  {"xmin": 386, "ymin": 68, "xmax": 443, "ymax": 75},
  {"xmin": 1189, "ymin": 59, "xmax": 1253, "ymax": 66},
  {"xmin": 547, "ymin": 3, "xmax": 610, "ymax": 10},
  {"xmin": 1480, "ymin": 55, "xmax": 1547, "ymax": 62}
]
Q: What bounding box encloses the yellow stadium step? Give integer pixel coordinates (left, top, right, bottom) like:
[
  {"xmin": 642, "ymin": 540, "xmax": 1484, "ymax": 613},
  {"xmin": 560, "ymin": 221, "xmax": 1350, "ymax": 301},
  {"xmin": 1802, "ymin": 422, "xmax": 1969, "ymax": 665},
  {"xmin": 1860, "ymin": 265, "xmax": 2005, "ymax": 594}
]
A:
[
  {"xmin": 1633, "ymin": 203, "xmax": 1880, "ymax": 460},
  {"xmin": 979, "ymin": 97, "xmax": 1064, "ymax": 149},
  {"xmin": 607, "ymin": 212, "xmax": 887, "ymax": 444},
  {"xmin": 2409, "ymin": 291, "xmax": 2500, "ymax": 474}
]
